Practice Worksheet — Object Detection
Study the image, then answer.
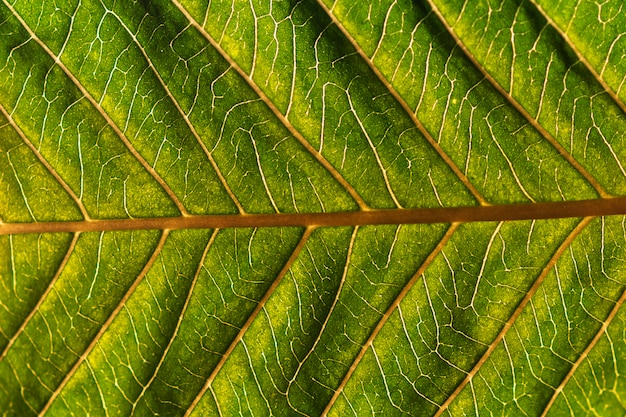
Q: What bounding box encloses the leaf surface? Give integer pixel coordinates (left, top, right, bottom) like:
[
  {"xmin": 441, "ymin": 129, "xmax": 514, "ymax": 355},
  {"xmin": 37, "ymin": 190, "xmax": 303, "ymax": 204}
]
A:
[{"xmin": 1, "ymin": 0, "xmax": 626, "ymax": 415}]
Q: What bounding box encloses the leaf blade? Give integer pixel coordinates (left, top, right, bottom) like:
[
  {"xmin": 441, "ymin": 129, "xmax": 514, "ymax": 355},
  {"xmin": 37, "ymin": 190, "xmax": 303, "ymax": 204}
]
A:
[{"xmin": 1, "ymin": 0, "xmax": 626, "ymax": 416}]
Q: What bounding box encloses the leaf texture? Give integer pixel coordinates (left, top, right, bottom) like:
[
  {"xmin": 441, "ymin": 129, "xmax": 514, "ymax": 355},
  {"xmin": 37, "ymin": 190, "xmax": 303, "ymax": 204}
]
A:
[{"xmin": 0, "ymin": 0, "xmax": 625, "ymax": 415}]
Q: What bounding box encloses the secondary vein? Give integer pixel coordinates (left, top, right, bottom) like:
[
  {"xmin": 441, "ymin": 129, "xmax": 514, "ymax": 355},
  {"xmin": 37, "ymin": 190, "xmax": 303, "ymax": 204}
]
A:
[
  {"xmin": 170, "ymin": 0, "xmax": 369, "ymax": 211},
  {"xmin": 425, "ymin": 0, "xmax": 611, "ymax": 199},
  {"xmin": 434, "ymin": 217, "xmax": 592, "ymax": 416},
  {"xmin": 322, "ymin": 223, "xmax": 459, "ymax": 415},
  {"xmin": 527, "ymin": 0, "xmax": 626, "ymax": 117},
  {"xmin": 2, "ymin": 0, "xmax": 189, "ymax": 216},
  {"xmin": 37, "ymin": 230, "xmax": 170, "ymax": 416},
  {"xmin": 183, "ymin": 227, "xmax": 314, "ymax": 417},
  {"xmin": 314, "ymin": 0, "xmax": 487, "ymax": 206},
  {"xmin": 0, "ymin": 103, "xmax": 90, "ymax": 220}
]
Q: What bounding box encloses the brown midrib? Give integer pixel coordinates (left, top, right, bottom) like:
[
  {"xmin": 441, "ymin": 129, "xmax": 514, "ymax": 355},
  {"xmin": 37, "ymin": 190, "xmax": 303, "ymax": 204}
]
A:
[{"xmin": 3, "ymin": 197, "xmax": 626, "ymax": 235}]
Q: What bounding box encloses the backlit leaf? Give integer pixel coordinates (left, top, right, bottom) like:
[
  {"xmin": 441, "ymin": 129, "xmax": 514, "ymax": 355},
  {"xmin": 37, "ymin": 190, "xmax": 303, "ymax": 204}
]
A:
[{"xmin": 1, "ymin": 0, "xmax": 625, "ymax": 415}]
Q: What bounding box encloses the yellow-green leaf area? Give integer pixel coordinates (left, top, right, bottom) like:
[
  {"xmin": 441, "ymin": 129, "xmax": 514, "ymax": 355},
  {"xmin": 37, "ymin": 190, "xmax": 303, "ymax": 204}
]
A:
[{"xmin": 1, "ymin": 0, "xmax": 626, "ymax": 416}]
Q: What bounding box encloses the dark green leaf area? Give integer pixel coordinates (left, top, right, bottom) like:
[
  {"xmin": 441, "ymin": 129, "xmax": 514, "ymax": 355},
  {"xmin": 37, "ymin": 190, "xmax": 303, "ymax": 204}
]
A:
[
  {"xmin": 48, "ymin": 227, "xmax": 303, "ymax": 415},
  {"xmin": 0, "ymin": 115, "xmax": 83, "ymax": 222},
  {"xmin": 334, "ymin": 218, "xmax": 582, "ymax": 415},
  {"xmin": 446, "ymin": 216, "xmax": 626, "ymax": 415},
  {"xmin": 196, "ymin": 224, "xmax": 448, "ymax": 415},
  {"xmin": 0, "ymin": 233, "xmax": 74, "ymax": 352},
  {"xmin": 0, "ymin": 230, "xmax": 161, "ymax": 415}
]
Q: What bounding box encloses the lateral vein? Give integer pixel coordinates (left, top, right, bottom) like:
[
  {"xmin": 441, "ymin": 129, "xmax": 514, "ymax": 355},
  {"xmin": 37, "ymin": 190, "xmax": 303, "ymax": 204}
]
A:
[
  {"xmin": 183, "ymin": 227, "xmax": 314, "ymax": 417},
  {"xmin": 527, "ymin": 0, "xmax": 626, "ymax": 117},
  {"xmin": 313, "ymin": 0, "xmax": 487, "ymax": 206},
  {"xmin": 0, "ymin": 233, "xmax": 80, "ymax": 363},
  {"xmin": 540, "ymin": 261, "xmax": 626, "ymax": 415},
  {"xmin": 425, "ymin": 0, "xmax": 611, "ymax": 199},
  {"xmin": 0, "ymin": 103, "xmax": 90, "ymax": 220},
  {"xmin": 2, "ymin": 0, "xmax": 189, "ymax": 216},
  {"xmin": 433, "ymin": 217, "xmax": 593, "ymax": 416},
  {"xmin": 38, "ymin": 230, "xmax": 170, "ymax": 416},
  {"xmin": 101, "ymin": 5, "xmax": 245, "ymax": 214},
  {"xmin": 130, "ymin": 229, "xmax": 219, "ymax": 415},
  {"xmin": 322, "ymin": 223, "xmax": 459, "ymax": 415},
  {"xmin": 170, "ymin": 0, "xmax": 369, "ymax": 211}
]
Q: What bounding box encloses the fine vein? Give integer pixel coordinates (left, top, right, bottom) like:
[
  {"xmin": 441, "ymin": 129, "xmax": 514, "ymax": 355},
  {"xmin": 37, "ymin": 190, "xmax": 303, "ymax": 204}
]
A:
[
  {"xmin": 170, "ymin": 0, "xmax": 369, "ymax": 211},
  {"xmin": 314, "ymin": 0, "xmax": 487, "ymax": 206},
  {"xmin": 425, "ymin": 0, "xmax": 610, "ymax": 199},
  {"xmin": 37, "ymin": 230, "xmax": 169, "ymax": 416},
  {"xmin": 434, "ymin": 217, "xmax": 592, "ymax": 416},
  {"xmin": 183, "ymin": 227, "xmax": 314, "ymax": 416},
  {"xmin": 2, "ymin": 0, "xmax": 189, "ymax": 216}
]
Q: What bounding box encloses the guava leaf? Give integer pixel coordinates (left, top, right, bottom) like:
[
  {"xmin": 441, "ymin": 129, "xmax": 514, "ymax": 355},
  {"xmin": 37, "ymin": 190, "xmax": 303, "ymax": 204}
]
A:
[{"xmin": 1, "ymin": 0, "xmax": 626, "ymax": 415}]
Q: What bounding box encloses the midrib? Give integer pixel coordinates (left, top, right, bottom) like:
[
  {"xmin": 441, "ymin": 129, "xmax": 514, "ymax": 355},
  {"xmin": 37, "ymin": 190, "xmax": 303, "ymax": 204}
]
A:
[{"xmin": 3, "ymin": 197, "xmax": 626, "ymax": 235}]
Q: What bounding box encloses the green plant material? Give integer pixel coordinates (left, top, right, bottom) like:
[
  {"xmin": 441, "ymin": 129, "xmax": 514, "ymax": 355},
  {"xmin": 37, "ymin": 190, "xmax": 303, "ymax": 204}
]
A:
[{"xmin": 0, "ymin": 0, "xmax": 625, "ymax": 415}]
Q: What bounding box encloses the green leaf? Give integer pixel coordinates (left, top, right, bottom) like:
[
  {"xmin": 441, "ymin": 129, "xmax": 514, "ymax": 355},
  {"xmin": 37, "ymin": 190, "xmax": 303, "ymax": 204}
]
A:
[{"xmin": 1, "ymin": 0, "xmax": 625, "ymax": 415}]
